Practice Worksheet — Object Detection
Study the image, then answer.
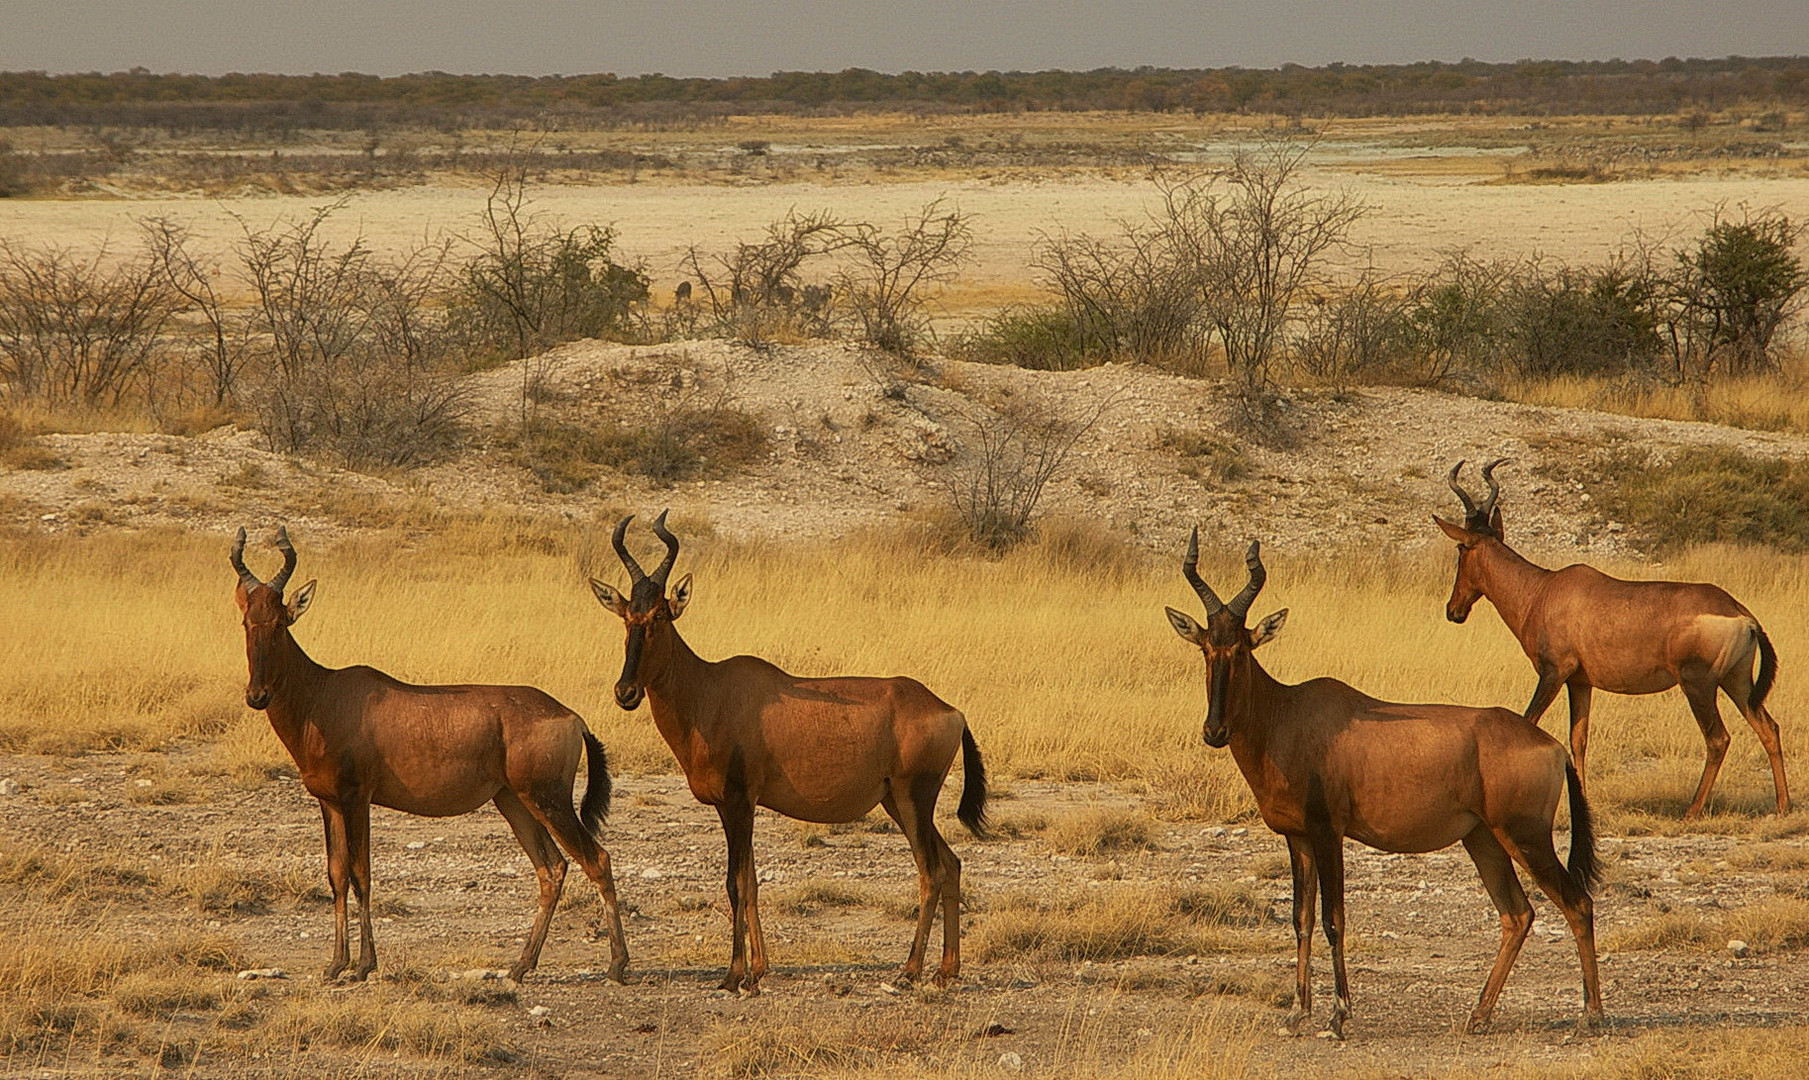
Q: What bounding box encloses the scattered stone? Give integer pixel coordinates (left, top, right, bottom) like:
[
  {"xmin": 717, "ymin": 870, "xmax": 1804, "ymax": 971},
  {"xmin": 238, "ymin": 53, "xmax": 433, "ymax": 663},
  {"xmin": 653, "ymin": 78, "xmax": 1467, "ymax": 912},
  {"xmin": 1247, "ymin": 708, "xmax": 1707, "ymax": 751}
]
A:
[
  {"xmin": 1729, "ymin": 939, "xmax": 1751, "ymax": 958},
  {"xmin": 236, "ymin": 968, "xmax": 288, "ymax": 980},
  {"xmin": 978, "ymin": 1022, "xmax": 1015, "ymax": 1037},
  {"xmin": 639, "ymin": 867, "xmax": 664, "ymax": 879},
  {"xmin": 998, "ymin": 1051, "xmax": 1025, "ymax": 1072},
  {"xmin": 405, "ymin": 841, "xmax": 428, "ymax": 850},
  {"xmin": 527, "ymin": 1005, "xmax": 551, "ymax": 1017},
  {"xmin": 879, "ymin": 982, "xmax": 902, "ymax": 996},
  {"xmin": 0, "ymin": 779, "xmax": 19, "ymax": 796}
]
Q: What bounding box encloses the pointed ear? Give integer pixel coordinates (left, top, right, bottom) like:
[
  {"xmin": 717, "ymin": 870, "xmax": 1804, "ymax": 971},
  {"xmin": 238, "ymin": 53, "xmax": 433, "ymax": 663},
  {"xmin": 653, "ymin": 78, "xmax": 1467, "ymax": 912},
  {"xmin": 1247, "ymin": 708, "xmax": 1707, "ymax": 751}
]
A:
[
  {"xmin": 589, "ymin": 579, "xmax": 628, "ymax": 617},
  {"xmin": 1164, "ymin": 606, "xmax": 1205, "ymax": 644},
  {"xmin": 1250, "ymin": 608, "xmax": 1288, "ymax": 648},
  {"xmin": 669, "ymin": 573, "xmax": 692, "ymax": 619},
  {"xmin": 285, "ymin": 580, "xmax": 316, "ymax": 623},
  {"xmin": 1489, "ymin": 506, "xmax": 1504, "ymax": 540},
  {"xmin": 1434, "ymin": 515, "xmax": 1475, "ymax": 545}
]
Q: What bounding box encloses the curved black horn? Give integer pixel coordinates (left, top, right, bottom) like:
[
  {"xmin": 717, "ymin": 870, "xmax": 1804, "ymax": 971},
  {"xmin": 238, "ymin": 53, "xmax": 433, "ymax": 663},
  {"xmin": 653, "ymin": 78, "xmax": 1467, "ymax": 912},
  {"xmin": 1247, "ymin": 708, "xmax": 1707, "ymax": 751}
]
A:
[
  {"xmin": 1479, "ymin": 458, "xmax": 1511, "ymax": 518},
  {"xmin": 269, "ymin": 526, "xmax": 297, "ymax": 592},
  {"xmin": 611, "ymin": 515, "xmax": 648, "ymax": 584},
  {"xmin": 648, "ymin": 508, "xmax": 680, "ymax": 586},
  {"xmin": 1226, "ymin": 540, "xmax": 1267, "ymax": 619},
  {"xmin": 1446, "ymin": 460, "xmax": 1477, "ymax": 517},
  {"xmin": 229, "ymin": 527, "xmax": 262, "ymax": 590},
  {"xmin": 1181, "ymin": 527, "xmax": 1226, "ymax": 616}
]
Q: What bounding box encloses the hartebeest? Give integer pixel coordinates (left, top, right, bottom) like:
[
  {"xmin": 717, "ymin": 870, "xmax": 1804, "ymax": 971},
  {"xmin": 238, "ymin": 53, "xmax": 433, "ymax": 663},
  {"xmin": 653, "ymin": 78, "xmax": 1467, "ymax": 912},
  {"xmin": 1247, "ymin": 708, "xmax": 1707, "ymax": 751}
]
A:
[
  {"xmin": 1165, "ymin": 532, "xmax": 1602, "ymax": 1037},
  {"xmin": 590, "ymin": 512, "xmax": 987, "ymax": 993},
  {"xmin": 1438, "ymin": 459, "xmax": 1790, "ymax": 818},
  {"xmin": 230, "ymin": 527, "xmax": 628, "ymax": 982}
]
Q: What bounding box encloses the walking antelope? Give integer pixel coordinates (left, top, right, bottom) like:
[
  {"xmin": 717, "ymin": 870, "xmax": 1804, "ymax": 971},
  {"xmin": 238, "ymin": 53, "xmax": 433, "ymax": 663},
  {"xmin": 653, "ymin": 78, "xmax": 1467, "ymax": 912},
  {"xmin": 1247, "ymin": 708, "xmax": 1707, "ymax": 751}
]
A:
[
  {"xmin": 1438, "ymin": 459, "xmax": 1790, "ymax": 818},
  {"xmin": 1164, "ymin": 532, "xmax": 1602, "ymax": 1037},
  {"xmin": 230, "ymin": 527, "xmax": 629, "ymax": 982},
  {"xmin": 590, "ymin": 512, "xmax": 987, "ymax": 993}
]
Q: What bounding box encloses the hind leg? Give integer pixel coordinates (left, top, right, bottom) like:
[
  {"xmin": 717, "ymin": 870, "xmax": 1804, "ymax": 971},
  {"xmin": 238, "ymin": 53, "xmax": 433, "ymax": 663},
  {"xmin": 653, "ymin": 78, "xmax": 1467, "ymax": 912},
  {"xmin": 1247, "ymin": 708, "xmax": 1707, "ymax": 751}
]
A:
[
  {"xmin": 1495, "ymin": 820, "xmax": 1602, "ymax": 1029},
  {"xmin": 1461, "ymin": 826, "xmax": 1533, "ymax": 1033},
  {"xmin": 494, "ymin": 789, "xmax": 567, "ymax": 981},
  {"xmin": 1721, "ymin": 667, "xmax": 1792, "ymax": 815},
  {"xmin": 1681, "ymin": 671, "xmax": 1732, "ymax": 820},
  {"xmin": 881, "ymin": 782, "xmax": 946, "ymax": 984},
  {"xmin": 517, "ymin": 785, "xmax": 629, "ymax": 982}
]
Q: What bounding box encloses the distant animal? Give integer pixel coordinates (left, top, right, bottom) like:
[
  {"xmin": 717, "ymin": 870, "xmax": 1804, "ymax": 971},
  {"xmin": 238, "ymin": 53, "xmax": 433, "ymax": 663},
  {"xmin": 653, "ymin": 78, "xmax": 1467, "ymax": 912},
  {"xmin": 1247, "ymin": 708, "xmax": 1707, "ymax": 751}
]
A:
[
  {"xmin": 230, "ymin": 527, "xmax": 628, "ymax": 983},
  {"xmin": 1165, "ymin": 531, "xmax": 1602, "ymax": 1037},
  {"xmin": 675, "ymin": 280, "xmax": 693, "ymax": 305},
  {"xmin": 590, "ymin": 512, "xmax": 987, "ymax": 993},
  {"xmin": 1438, "ymin": 458, "xmax": 1789, "ymax": 818}
]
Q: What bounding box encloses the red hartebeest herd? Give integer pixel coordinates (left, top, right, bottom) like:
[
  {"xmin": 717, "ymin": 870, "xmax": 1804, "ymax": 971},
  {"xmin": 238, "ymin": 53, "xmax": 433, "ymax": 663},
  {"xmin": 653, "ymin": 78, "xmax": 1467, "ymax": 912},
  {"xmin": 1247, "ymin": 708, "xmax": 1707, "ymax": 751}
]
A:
[{"xmin": 217, "ymin": 466, "xmax": 1788, "ymax": 1038}]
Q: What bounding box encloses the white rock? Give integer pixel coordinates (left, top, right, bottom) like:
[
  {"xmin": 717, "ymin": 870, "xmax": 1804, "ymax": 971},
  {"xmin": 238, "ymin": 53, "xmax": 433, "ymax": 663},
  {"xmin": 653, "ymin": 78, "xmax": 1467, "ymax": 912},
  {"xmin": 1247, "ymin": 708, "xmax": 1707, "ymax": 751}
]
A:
[
  {"xmin": 998, "ymin": 1051, "xmax": 1025, "ymax": 1073},
  {"xmin": 0, "ymin": 779, "xmax": 19, "ymax": 796},
  {"xmin": 405, "ymin": 841, "xmax": 427, "ymax": 850},
  {"xmin": 236, "ymin": 968, "xmax": 288, "ymax": 980},
  {"xmin": 1728, "ymin": 939, "xmax": 1751, "ymax": 958},
  {"xmin": 527, "ymin": 1005, "xmax": 551, "ymax": 1017},
  {"xmin": 639, "ymin": 867, "xmax": 664, "ymax": 880}
]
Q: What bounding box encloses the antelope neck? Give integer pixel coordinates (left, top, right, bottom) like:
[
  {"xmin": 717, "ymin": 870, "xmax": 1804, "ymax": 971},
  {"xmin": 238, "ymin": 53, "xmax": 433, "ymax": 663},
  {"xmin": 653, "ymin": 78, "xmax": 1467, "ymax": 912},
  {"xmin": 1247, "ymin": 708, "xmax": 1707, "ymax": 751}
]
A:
[{"xmin": 1470, "ymin": 539, "xmax": 1551, "ymax": 638}]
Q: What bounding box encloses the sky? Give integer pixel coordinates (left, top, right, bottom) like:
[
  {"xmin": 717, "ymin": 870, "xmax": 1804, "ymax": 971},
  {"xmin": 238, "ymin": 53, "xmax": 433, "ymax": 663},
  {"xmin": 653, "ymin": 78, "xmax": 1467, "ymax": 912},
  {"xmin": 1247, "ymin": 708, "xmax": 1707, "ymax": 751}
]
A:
[{"xmin": 2, "ymin": 1, "xmax": 1805, "ymax": 77}]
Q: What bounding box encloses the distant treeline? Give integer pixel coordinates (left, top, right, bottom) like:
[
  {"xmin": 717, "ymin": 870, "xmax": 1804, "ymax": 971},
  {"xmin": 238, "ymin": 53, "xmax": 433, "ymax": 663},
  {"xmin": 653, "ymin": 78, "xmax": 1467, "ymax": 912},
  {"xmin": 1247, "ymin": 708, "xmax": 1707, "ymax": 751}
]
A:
[{"xmin": 1, "ymin": 57, "xmax": 1806, "ymax": 131}]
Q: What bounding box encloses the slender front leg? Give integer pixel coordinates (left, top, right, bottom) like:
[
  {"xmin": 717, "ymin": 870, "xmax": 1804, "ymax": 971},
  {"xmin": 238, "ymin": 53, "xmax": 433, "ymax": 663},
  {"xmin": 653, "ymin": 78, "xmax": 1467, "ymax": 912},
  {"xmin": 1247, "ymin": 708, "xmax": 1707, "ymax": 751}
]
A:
[
  {"xmin": 1566, "ymin": 681, "xmax": 1594, "ymax": 789},
  {"xmin": 1313, "ymin": 830, "xmax": 1351, "ymax": 1040},
  {"xmin": 346, "ymin": 799, "xmax": 378, "ymax": 980},
  {"xmin": 1522, "ymin": 664, "xmax": 1569, "ymax": 727},
  {"xmin": 318, "ymin": 800, "xmax": 353, "ymax": 981},
  {"xmin": 715, "ymin": 799, "xmax": 758, "ymax": 993},
  {"xmin": 1284, "ymin": 836, "xmax": 1318, "ymax": 1034}
]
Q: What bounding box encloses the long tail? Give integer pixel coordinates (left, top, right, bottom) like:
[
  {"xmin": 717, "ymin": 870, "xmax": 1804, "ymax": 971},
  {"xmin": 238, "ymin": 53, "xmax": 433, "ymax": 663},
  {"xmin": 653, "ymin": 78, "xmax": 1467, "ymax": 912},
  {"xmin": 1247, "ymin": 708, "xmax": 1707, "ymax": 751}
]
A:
[
  {"xmin": 1752, "ymin": 625, "xmax": 1778, "ymax": 712},
  {"xmin": 1564, "ymin": 761, "xmax": 1601, "ymax": 895},
  {"xmin": 956, "ymin": 724, "xmax": 989, "ymax": 838},
  {"xmin": 579, "ymin": 727, "xmax": 613, "ymax": 837}
]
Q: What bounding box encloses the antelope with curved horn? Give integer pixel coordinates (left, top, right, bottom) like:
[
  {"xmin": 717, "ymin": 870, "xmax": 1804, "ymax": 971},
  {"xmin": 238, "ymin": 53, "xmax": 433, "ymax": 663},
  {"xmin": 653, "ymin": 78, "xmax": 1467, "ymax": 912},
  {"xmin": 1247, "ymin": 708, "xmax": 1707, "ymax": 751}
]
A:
[
  {"xmin": 230, "ymin": 527, "xmax": 629, "ymax": 982},
  {"xmin": 1165, "ymin": 532, "xmax": 1603, "ymax": 1037},
  {"xmin": 1438, "ymin": 459, "xmax": 1790, "ymax": 818},
  {"xmin": 590, "ymin": 512, "xmax": 988, "ymax": 993}
]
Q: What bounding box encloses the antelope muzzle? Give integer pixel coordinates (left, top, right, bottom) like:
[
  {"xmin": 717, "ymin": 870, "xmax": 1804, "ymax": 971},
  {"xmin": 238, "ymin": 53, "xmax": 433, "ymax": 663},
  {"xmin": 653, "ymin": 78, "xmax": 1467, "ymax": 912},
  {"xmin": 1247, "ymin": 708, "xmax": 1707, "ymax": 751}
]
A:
[
  {"xmin": 614, "ymin": 625, "xmax": 647, "ymax": 710},
  {"xmin": 1202, "ymin": 659, "xmax": 1232, "ymax": 748}
]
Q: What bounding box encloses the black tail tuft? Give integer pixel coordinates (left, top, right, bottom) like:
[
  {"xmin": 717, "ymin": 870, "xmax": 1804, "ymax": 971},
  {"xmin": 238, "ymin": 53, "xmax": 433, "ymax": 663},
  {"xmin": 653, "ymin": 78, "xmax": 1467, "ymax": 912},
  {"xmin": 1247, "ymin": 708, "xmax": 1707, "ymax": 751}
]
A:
[
  {"xmin": 579, "ymin": 728, "xmax": 612, "ymax": 836},
  {"xmin": 1565, "ymin": 761, "xmax": 1601, "ymax": 895},
  {"xmin": 1752, "ymin": 625, "xmax": 1778, "ymax": 712},
  {"xmin": 956, "ymin": 724, "xmax": 989, "ymax": 838}
]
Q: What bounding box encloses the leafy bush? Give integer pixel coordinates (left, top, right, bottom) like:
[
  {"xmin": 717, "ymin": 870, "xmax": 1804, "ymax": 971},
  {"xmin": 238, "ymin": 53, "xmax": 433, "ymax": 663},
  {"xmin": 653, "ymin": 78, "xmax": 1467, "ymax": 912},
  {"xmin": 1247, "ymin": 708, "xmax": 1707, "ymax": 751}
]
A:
[
  {"xmin": 1666, "ymin": 210, "xmax": 1805, "ymax": 376},
  {"xmin": 958, "ymin": 305, "xmax": 1105, "ymax": 371},
  {"xmin": 1502, "ymin": 262, "xmax": 1663, "ymax": 379}
]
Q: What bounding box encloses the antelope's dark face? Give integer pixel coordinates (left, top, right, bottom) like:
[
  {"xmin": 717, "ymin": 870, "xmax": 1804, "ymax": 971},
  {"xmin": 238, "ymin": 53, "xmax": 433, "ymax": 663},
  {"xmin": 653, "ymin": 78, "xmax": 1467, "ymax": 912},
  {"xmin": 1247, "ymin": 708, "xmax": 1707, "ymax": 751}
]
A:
[
  {"xmin": 229, "ymin": 526, "xmax": 313, "ymax": 711},
  {"xmin": 1163, "ymin": 533, "xmax": 1285, "ymax": 749},
  {"xmin": 1437, "ymin": 457, "xmax": 1511, "ymax": 625},
  {"xmin": 591, "ymin": 575, "xmax": 690, "ymax": 710},
  {"xmin": 590, "ymin": 511, "xmax": 688, "ymax": 711}
]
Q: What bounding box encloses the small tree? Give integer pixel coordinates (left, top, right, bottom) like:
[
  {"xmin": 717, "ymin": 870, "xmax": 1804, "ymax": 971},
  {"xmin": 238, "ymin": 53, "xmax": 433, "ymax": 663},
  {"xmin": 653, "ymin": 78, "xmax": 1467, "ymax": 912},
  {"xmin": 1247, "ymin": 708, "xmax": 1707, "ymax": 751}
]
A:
[
  {"xmin": 1168, "ymin": 142, "xmax": 1368, "ymax": 386},
  {"xmin": 141, "ymin": 216, "xmax": 245, "ymax": 406},
  {"xmin": 0, "ymin": 240, "xmax": 180, "ymax": 406},
  {"xmin": 1667, "ymin": 208, "xmax": 1805, "ymax": 377},
  {"xmin": 837, "ymin": 199, "xmax": 972, "ymax": 357},
  {"xmin": 680, "ymin": 209, "xmax": 847, "ymax": 346},
  {"xmin": 945, "ymin": 395, "xmax": 1108, "ymax": 551}
]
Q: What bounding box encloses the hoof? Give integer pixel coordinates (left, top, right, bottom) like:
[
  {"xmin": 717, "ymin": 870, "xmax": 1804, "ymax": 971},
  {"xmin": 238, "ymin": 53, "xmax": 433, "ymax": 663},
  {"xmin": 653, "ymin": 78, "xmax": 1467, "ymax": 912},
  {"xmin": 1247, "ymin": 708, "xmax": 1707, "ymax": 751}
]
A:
[
  {"xmin": 1282, "ymin": 1008, "xmax": 1312, "ymax": 1036},
  {"xmin": 1466, "ymin": 1014, "xmax": 1493, "ymax": 1036}
]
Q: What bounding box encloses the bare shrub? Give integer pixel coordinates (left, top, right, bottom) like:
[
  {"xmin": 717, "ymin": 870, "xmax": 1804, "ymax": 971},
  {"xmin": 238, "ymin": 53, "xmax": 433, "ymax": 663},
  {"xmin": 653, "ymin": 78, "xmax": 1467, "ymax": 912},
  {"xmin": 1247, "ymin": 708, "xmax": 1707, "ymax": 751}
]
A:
[
  {"xmin": 680, "ymin": 209, "xmax": 846, "ymax": 346},
  {"xmin": 1406, "ymin": 249, "xmax": 1510, "ymax": 386},
  {"xmin": 944, "ymin": 394, "xmax": 1107, "ymax": 550},
  {"xmin": 837, "ymin": 198, "xmax": 972, "ymax": 357},
  {"xmin": 0, "ymin": 240, "xmax": 181, "ymax": 406},
  {"xmin": 1034, "ymin": 224, "xmax": 1206, "ymax": 370},
  {"xmin": 140, "ymin": 217, "xmax": 246, "ymax": 407},
  {"xmin": 1165, "ymin": 142, "xmax": 1368, "ymax": 386},
  {"xmin": 453, "ymin": 163, "xmax": 649, "ymax": 370},
  {"xmin": 238, "ymin": 204, "xmax": 472, "ymax": 467},
  {"xmin": 1293, "ymin": 269, "xmax": 1418, "ymax": 387}
]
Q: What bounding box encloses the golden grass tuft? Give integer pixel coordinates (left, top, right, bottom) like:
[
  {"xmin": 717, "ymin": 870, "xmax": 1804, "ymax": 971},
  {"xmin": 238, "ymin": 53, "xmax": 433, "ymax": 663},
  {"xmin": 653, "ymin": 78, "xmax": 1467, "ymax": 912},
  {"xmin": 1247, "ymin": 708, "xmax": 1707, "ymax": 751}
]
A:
[
  {"xmin": 1045, "ymin": 806, "xmax": 1161, "ymax": 857},
  {"xmin": 969, "ymin": 887, "xmax": 1267, "ymax": 963},
  {"xmin": 1607, "ymin": 898, "xmax": 1809, "ymax": 954},
  {"xmin": 704, "ymin": 1009, "xmax": 922, "ymax": 1079}
]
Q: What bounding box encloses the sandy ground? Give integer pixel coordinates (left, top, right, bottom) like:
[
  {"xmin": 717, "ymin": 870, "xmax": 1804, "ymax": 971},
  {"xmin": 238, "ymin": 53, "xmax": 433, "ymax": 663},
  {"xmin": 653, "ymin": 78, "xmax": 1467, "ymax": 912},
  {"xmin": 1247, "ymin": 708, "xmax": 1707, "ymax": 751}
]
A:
[
  {"xmin": 2, "ymin": 747, "xmax": 1804, "ymax": 1078},
  {"xmin": 4, "ymin": 165, "xmax": 1807, "ymax": 313}
]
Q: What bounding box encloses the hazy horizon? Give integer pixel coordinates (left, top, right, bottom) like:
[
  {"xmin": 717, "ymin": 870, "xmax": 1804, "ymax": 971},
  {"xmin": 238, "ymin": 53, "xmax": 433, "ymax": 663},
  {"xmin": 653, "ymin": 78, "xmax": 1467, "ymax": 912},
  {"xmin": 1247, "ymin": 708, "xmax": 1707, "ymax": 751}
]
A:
[{"xmin": 3, "ymin": 1, "xmax": 1806, "ymax": 79}]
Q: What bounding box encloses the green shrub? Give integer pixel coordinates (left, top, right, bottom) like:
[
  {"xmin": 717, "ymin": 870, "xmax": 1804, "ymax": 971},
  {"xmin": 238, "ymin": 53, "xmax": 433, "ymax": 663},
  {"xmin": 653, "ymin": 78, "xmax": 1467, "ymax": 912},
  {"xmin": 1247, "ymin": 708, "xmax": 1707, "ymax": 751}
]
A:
[
  {"xmin": 1596, "ymin": 445, "xmax": 1809, "ymax": 552},
  {"xmin": 959, "ymin": 305, "xmax": 1106, "ymax": 371}
]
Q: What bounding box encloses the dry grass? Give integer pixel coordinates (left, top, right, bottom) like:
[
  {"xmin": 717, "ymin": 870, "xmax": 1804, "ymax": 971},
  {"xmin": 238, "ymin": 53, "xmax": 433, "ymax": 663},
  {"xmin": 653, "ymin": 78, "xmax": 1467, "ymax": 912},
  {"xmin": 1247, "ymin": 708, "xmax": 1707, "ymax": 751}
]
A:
[
  {"xmin": 0, "ymin": 522, "xmax": 1804, "ymax": 830},
  {"xmin": 970, "ymin": 886, "xmax": 1269, "ymax": 963},
  {"xmin": 1507, "ymin": 360, "xmax": 1809, "ymax": 434},
  {"xmin": 1606, "ymin": 897, "xmax": 1809, "ymax": 953},
  {"xmin": 1044, "ymin": 807, "xmax": 1161, "ymax": 857}
]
